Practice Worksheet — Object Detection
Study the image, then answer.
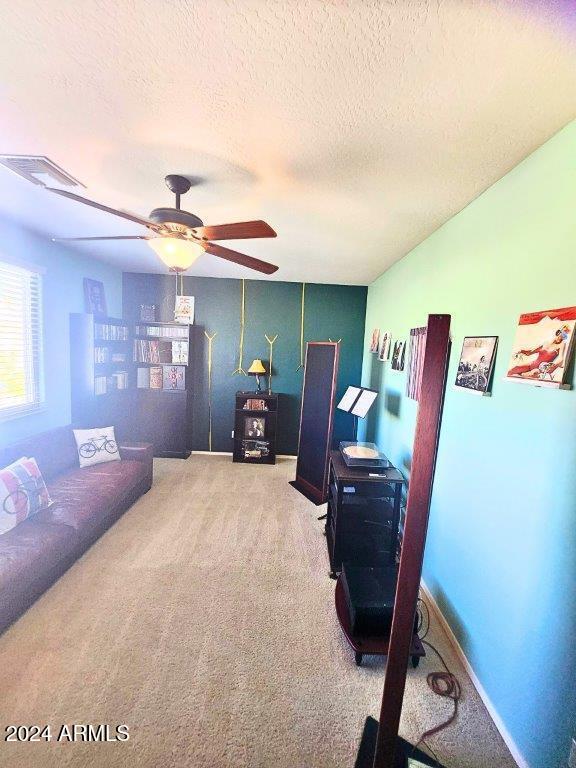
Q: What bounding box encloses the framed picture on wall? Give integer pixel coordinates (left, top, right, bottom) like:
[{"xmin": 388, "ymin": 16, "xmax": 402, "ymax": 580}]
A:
[
  {"xmin": 505, "ymin": 306, "xmax": 576, "ymax": 388},
  {"xmin": 83, "ymin": 278, "xmax": 107, "ymax": 317},
  {"xmin": 455, "ymin": 336, "xmax": 498, "ymax": 394},
  {"xmin": 391, "ymin": 340, "xmax": 406, "ymax": 371},
  {"xmin": 369, "ymin": 328, "xmax": 380, "ymax": 353},
  {"xmin": 378, "ymin": 331, "xmax": 392, "ymax": 361}
]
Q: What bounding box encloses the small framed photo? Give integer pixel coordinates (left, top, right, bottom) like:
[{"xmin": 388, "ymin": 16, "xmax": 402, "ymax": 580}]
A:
[
  {"xmin": 244, "ymin": 416, "xmax": 265, "ymax": 438},
  {"xmin": 455, "ymin": 336, "xmax": 498, "ymax": 394},
  {"xmin": 378, "ymin": 331, "xmax": 391, "ymax": 361},
  {"xmin": 391, "ymin": 340, "xmax": 406, "ymax": 371},
  {"xmin": 84, "ymin": 278, "xmax": 107, "ymax": 317},
  {"xmin": 369, "ymin": 328, "xmax": 380, "ymax": 353}
]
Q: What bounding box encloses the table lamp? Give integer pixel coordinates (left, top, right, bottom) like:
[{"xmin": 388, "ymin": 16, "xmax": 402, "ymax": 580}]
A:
[{"xmin": 248, "ymin": 359, "xmax": 266, "ymax": 392}]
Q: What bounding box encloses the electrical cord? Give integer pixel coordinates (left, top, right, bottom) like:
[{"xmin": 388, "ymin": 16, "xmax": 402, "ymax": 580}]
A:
[{"xmin": 413, "ymin": 597, "xmax": 462, "ymax": 767}]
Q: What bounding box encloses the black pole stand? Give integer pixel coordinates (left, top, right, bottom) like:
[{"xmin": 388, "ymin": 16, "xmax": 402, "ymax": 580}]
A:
[{"xmin": 354, "ymin": 717, "xmax": 441, "ymax": 768}]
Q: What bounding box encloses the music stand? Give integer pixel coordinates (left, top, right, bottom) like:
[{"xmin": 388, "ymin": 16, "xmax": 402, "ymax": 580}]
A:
[
  {"xmin": 317, "ymin": 386, "xmax": 378, "ymax": 523},
  {"xmin": 337, "ymin": 385, "xmax": 378, "ymax": 440}
]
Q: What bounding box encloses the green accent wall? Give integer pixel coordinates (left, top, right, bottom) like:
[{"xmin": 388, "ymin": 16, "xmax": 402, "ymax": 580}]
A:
[
  {"xmin": 361, "ymin": 121, "xmax": 576, "ymax": 768},
  {"xmin": 123, "ymin": 274, "xmax": 367, "ymax": 454},
  {"xmin": 0, "ymin": 219, "xmax": 122, "ymax": 449}
]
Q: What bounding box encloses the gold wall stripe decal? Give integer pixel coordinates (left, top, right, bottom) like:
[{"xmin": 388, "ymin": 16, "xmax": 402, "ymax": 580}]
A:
[
  {"xmin": 265, "ymin": 334, "xmax": 278, "ymax": 392},
  {"xmin": 204, "ymin": 330, "xmax": 218, "ymax": 451},
  {"xmin": 296, "ymin": 282, "xmax": 306, "ymax": 371},
  {"xmin": 232, "ymin": 279, "xmax": 247, "ymax": 375}
]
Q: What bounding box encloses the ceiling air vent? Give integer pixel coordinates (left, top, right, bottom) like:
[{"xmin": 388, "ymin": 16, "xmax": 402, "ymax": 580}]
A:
[{"xmin": 0, "ymin": 155, "xmax": 84, "ymax": 188}]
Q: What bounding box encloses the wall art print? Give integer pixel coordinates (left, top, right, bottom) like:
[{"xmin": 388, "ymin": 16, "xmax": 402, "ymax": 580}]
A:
[
  {"xmin": 378, "ymin": 331, "xmax": 392, "ymax": 361},
  {"xmin": 370, "ymin": 328, "xmax": 380, "ymax": 353},
  {"xmin": 455, "ymin": 336, "xmax": 498, "ymax": 394},
  {"xmin": 506, "ymin": 306, "xmax": 576, "ymax": 388},
  {"xmin": 391, "ymin": 340, "xmax": 406, "ymax": 371}
]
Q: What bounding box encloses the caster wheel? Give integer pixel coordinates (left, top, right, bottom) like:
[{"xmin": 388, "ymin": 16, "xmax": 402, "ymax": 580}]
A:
[
  {"xmin": 411, "ymin": 655, "xmax": 420, "ymax": 668},
  {"xmin": 329, "ymin": 571, "xmax": 338, "ymax": 580},
  {"xmin": 355, "ymin": 652, "xmax": 363, "ymax": 666}
]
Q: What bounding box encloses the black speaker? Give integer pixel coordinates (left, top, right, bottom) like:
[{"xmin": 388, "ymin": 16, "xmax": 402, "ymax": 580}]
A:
[{"xmin": 341, "ymin": 564, "xmax": 398, "ymax": 636}]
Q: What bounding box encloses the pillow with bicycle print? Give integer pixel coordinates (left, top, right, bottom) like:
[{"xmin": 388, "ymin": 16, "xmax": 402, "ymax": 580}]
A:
[
  {"xmin": 73, "ymin": 426, "xmax": 121, "ymax": 469},
  {"xmin": 0, "ymin": 457, "xmax": 53, "ymax": 535}
]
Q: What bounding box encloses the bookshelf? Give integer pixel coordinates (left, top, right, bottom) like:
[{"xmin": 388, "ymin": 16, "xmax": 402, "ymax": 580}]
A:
[
  {"xmin": 233, "ymin": 391, "xmax": 278, "ymax": 464},
  {"xmin": 130, "ymin": 321, "xmax": 196, "ymax": 458},
  {"xmin": 70, "ymin": 314, "xmax": 132, "ymax": 437}
]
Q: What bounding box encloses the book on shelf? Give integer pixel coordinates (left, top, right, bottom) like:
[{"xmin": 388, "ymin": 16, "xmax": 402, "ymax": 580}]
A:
[
  {"xmin": 150, "ymin": 366, "xmax": 163, "ymax": 389},
  {"xmin": 95, "ymin": 323, "xmax": 129, "ymax": 341},
  {"xmin": 171, "ymin": 340, "xmax": 188, "ymax": 364},
  {"xmin": 133, "ymin": 338, "xmax": 186, "ymax": 364},
  {"xmin": 135, "ymin": 324, "xmax": 188, "ymax": 338},
  {"xmin": 111, "ymin": 371, "xmax": 129, "ymax": 390},
  {"xmin": 137, "ymin": 367, "xmax": 150, "ymax": 388},
  {"xmin": 242, "ymin": 398, "xmax": 268, "ymax": 411},
  {"xmin": 94, "ymin": 376, "xmax": 107, "ymax": 395},
  {"xmin": 94, "ymin": 347, "xmax": 110, "ymax": 363},
  {"xmin": 163, "ymin": 365, "xmax": 185, "ymax": 391}
]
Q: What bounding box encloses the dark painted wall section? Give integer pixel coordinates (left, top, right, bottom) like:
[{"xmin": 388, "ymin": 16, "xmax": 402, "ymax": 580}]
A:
[{"xmin": 123, "ymin": 273, "xmax": 367, "ymax": 454}]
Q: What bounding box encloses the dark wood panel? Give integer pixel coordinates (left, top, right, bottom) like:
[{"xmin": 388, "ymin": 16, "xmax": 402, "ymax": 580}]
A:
[
  {"xmin": 372, "ymin": 314, "xmax": 451, "ymax": 768},
  {"xmin": 293, "ymin": 342, "xmax": 339, "ymax": 503}
]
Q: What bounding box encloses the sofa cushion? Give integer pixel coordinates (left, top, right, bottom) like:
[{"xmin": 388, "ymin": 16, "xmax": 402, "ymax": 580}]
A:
[
  {"xmin": 0, "ymin": 426, "xmax": 79, "ymax": 483},
  {"xmin": 73, "ymin": 426, "xmax": 121, "ymax": 469},
  {"xmin": 0, "ymin": 457, "xmax": 52, "ymax": 536},
  {"xmin": 35, "ymin": 460, "xmax": 147, "ymax": 535},
  {"xmin": 0, "ymin": 518, "xmax": 77, "ymax": 592}
]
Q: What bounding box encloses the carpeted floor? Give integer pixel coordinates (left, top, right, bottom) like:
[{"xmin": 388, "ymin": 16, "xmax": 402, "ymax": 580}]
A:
[{"xmin": 0, "ymin": 456, "xmax": 517, "ymax": 768}]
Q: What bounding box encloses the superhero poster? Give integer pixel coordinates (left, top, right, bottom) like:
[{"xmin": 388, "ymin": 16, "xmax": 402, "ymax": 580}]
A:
[{"xmin": 506, "ymin": 306, "xmax": 576, "ymax": 387}]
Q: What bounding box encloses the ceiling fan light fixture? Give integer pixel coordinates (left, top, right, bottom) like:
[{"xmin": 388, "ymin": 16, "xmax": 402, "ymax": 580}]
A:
[{"xmin": 148, "ymin": 237, "xmax": 205, "ymax": 272}]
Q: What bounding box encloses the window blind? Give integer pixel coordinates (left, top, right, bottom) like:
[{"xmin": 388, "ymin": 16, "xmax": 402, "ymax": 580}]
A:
[{"xmin": 0, "ymin": 261, "xmax": 43, "ymax": 420}]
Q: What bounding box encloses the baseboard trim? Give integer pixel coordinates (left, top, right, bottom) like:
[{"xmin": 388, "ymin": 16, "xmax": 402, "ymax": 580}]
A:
[
  {"xmin": 420, "ymin": 581, "xmax": 530, "ymax": 768},
  {"xmin": 191, "ymin": 450, "xmax": 232, "ymax": 456}
]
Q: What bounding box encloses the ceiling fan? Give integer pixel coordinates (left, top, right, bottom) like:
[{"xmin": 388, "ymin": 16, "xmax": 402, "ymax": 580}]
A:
[{"xmin": 48, "ymin": 174, "xmax": 278, "ymax": 274}]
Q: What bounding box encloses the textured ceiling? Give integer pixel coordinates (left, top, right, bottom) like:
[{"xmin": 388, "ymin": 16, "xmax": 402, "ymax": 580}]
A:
[{"xmin": 0, "ymin": 1, "xmax": 575, "ymax": 284}]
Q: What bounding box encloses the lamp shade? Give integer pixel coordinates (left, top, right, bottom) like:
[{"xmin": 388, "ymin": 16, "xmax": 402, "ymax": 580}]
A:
[
  {"xmin": 248, "ymin": 359, "xmax": 266, "ymax": 374},
  {"xmin": 148, "ymin": 237, "xmax": 205, "ymax": 272}
]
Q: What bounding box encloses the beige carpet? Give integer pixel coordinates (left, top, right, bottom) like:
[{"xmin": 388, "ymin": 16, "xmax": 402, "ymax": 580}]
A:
[{"xmin": 0, "ymin": 456, "xmax": 516, "ymax": 768}]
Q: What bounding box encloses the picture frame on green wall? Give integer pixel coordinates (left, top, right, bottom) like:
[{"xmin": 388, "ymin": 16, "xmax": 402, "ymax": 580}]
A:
[
  {"xmin": 369, "ymin": 328, "xmax": 380, "ymax": 353},
  {"xmin": 505, "ymin": 306, "xmax": 576, "ymax": 389},
  {"xmin": 455, "ymin": 336, "xmax": 498, "ymax": 395}
]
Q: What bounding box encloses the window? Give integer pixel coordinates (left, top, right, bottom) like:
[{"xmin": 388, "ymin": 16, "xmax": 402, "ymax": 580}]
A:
[{"xmin": 0, "ymin": 261, "xmax": 43, "ymax": 420}]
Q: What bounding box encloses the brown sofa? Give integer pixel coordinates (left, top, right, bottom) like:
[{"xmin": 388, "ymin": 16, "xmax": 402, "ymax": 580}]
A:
[{"xmin": 0, "ymin": 425, "xmax": 153, "ymax": 634}]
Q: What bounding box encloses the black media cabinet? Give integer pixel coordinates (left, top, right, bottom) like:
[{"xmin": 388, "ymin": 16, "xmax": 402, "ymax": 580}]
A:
[{"xmin": 233, "ymin": 391, "xmax": 278, "ymax": 464}]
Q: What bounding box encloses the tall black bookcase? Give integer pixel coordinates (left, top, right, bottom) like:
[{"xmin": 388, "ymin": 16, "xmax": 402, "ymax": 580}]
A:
[
  {"xmin": 130, "ymin": 321, "xmax": 196, "ymax": 458},
  {"xmin": 70, "ymin": 314, "xmax": 197, "ymax": 458},
  {"xmin": 70, "ymin": 314, "xmax": 132, "ymax": 439}
]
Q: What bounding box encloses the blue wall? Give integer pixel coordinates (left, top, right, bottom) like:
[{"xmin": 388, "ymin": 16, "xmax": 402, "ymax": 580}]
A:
[
  {"xmin": 361, "ymin": 121, "xmax": 576, "ymax": 767},
  {"xmin": 0, "ymin": 219, "xmax": 122, "ymax": 448}
]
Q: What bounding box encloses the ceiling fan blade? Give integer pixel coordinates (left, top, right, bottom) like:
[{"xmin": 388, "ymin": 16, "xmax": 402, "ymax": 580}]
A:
[
  {"xmin": 45, "ymin": 188, "xmax": 160, "ymax": 230},
  {"xmin": 51, "ymin": 235, "xmax": 150, "ymax": 242},
  {"xmin": 205, "ymin": 243, "xmax": 278, "ymax": 274},
  {"xmin": 194, "ymin": 220, "xmax": 277, "ymax": 241}
]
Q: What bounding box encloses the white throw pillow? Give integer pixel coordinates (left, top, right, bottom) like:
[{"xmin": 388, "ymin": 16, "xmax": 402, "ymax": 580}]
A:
[{"xmin": 73, "ymin": 426, "xmax": 121, "ymax": 469}]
